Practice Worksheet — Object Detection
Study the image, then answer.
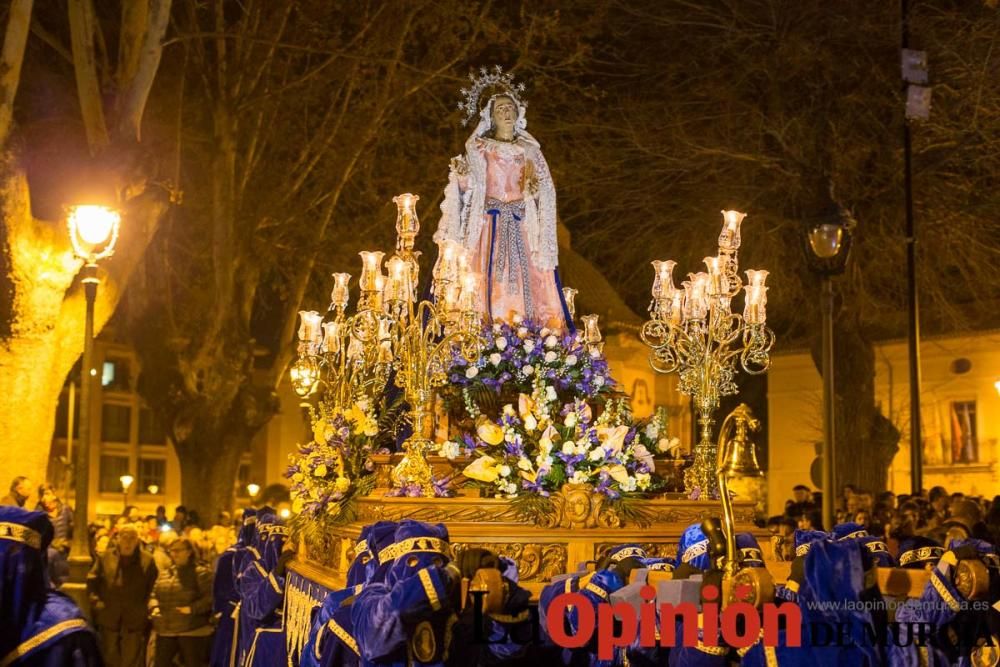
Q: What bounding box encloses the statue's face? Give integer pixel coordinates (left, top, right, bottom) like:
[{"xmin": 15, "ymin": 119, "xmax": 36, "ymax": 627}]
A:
[{"xmin": 491, "ymin": 96, "xmax": 516, "ymax": 136}]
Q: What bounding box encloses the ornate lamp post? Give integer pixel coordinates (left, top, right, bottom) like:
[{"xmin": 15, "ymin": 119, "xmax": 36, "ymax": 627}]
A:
[
  {"xmin": 640, "ymin": 211, "xmax": 774, "ymax": 497},
  {"xmin": 804, "ymin": 206, "xmax": 854, "ymax": 531},
  {"xmin": 65, "ymin": 204, "xmax": 121, "ymax": 606},
  {"xmin": 119, "ymin": 474, "xmax": 134, "ymax": 513}
]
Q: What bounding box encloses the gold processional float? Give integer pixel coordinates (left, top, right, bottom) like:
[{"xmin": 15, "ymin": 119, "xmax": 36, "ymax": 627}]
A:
[
  {"xmin": 283, "ymin": 195, "xmax": 768, "ymax": 596},
  {"xmin": 280, "ymin": 196, "xmax": 981, "ymax": 650}
]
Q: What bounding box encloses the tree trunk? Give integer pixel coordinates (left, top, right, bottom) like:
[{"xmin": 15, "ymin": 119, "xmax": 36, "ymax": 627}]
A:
[
  {"xmin": 0, "ymin": 0, "xmax": 33, "ymax": 147},
  {"xmin": 68, "ymin": 0, "xmax": 110, "ymax": 153},
  {"xmin": 175, "ymin": 427, "xmax": 243, "ymax": 527},
  {"xmin": 0, "ymin": 158, "xmax": 166, "ymax": 487},
  {"xmin": 811, "ymin": 312, "xmax": 900, "ymax": 495},
  {"xmin": 0, "ymin": 338, "xmax": 67, "ymax": 491}
]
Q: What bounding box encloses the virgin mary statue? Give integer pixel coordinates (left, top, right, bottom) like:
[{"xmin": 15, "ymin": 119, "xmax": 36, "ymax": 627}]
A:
[{"xmin": 434, "ymin": 67, "xmax": 573, "ymax": 331}]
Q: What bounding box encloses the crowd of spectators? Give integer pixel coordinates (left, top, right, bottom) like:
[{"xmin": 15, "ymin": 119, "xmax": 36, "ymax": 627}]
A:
[
  {"xmin": 768, "ymin": 482, "xmax": 1000, "ymax": 559},
  {"xmin": 1, "ymin": 475, "xmax": 238, "ymax": 666}
]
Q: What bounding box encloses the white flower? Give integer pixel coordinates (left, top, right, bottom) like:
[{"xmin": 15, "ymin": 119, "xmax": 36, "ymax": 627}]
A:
[
  {"xmin": 561, "ymin": 441, "xmax": 576, "ymax": 455},
  {"xmin": 523, "ymin": 339, "xmax": 535, "ymax": 353},
  {"xmin": 588, "ymin": 447, "xmax": 605, "ymax": 462},
  {"xmin": 503, "ymin": 404, "xmax": 516, "ymax": 417},
  {"xmin": 499, "ymin": 465, "xmax": 512, "ymax": 477},
  {"xmin": 439, "ymin": 441, "xmax": 461, "ymax": 460},
  {"xmin": 545, "ymin": 335, "xmax": 558, "ymax": 348},
  {"xmin": 504, "ymin": 482, "xmax": 518, "ymax": 495},
  {"xmin": 466, "ymin": 366, "xmax": 479, "ymax": 379},
  {"xmin": 493, "ymin": 323, "xmax": 502, "ymax": 333},
  {"xmin": 490, "ymin": 353, "xmax": 502, "ymax": 365},
  {"xmin": 564, "ymin": 412, "xmax": 578, "ymax": 428},
  {"xmin": 545, "ymin": 386, "xmax": 557, "ymax": 401},
  {"xmin": 512, "ymin": 313, "xmax": 523, "ymax": 324},
  {"xmin": 620, "ymin": 476, "xmax": 638, "ymax": 492},
  {"xmin": 644, "ymin": 422, "xmax": 660, "ymax": 440},
  {"xmin": 565, "ymin": 354, "xmax": 578, "ymax": 366},
  {"xmin": 571, "ymin": 470, "xmax": 590, "ymax": 484},
  {"xmin": 576, "ymin": 442, "xmax": 590, "ymax": 456},
  {"xmin": 522, "ymin": 364, "xmax": 535, "ymax": 376},
  {"xmin": 540, "ymin": 327, "xmax": 551, "ymax": 337},
  {"xmin": 536, "ymin": 454, "xmax": 554, "ymax": 470},
  {"xmin": 594, "ymin": 376, "xmax": 605, "ymax": 386},
  {"xmin": 495, "ymin": 338, "xmax": 508, "ymax": 351},
  {"xmin": 518, "ymin": 327, "xmax": 529, "ymax": 337},
  {"xmin": 544, "ymin": 350, "xmax": 558, "ymax": 363},
  {"xmin": 517, "ymin": 457, "xmax": 532, "ymax": 471},
  {"xmin": 524, "ymin": 415, "xmax": 538, "ymax": 431}
]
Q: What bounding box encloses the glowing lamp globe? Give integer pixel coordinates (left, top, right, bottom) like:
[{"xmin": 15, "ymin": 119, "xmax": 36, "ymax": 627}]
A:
[
  {"xmin": 67, "ymin": 205, "xmax": 121, "ymax": 261},
  {"xmin": 808, "ymin": 223, "xmax": 844, "ymax": 259},
  {"xmin": 119, "ymin": 474, "xmax": 135, "ymax": 492}
]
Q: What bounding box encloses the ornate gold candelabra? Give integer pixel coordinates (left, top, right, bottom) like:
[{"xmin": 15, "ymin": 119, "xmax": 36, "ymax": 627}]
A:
[
  {"xmin": 640, "ymin": 211, "xmax": 774, "ymax": 497},
  {"xmin": 291, "ymin": 194, "xmax": 481, "ymax": 497}
]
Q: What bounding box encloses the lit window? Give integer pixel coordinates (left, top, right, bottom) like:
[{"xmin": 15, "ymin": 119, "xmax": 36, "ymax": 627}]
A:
[
  {"xmin": 949, "ymin": 400, "xmax": 978, "ymax": 464},
  {"xmin": 101, "ymin": 358, "xmax": 131, "ymax": 392}
]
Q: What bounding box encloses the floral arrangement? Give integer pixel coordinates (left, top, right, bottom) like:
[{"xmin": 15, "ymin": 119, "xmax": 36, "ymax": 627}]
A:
[
  {"xmin": 439, "ymin": 316, "xmax": 615, "ymax": 424},
  {"xmin": 437, "ymin": 315, "xmax": 682, "ymax": 498},
  {"xmin": 285, "ymin": 402, "xmax": 380, "ymax": 519}
]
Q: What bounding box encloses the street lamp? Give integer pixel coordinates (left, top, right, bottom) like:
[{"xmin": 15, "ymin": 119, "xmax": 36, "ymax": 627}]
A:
[
  {"xmin": 804, "ymin": 205, "xmax": 854, "ymax": 531},
  {"xmin": 120, "ymin": 474, "xmax": 134, "ymax": 512},
  {"xmin": 246, "ymin": 483, "xmax": 261, "ymax": 505},
  {"xmin": 147, "ymin": 484, "xmax": 160, "ymax": 495},
  {"xmin": 65, "ymin": 203, "xmax": 121, "ymax": 607}
]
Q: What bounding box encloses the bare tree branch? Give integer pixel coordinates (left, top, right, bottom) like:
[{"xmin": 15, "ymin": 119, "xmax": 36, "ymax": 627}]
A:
[{"xmin": 0, "ymin": 0, "xmax": 34, "ymax": 148}]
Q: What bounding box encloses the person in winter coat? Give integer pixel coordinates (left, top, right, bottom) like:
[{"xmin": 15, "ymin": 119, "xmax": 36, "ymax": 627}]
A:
[
  {"xmin": 87, "ymin": 523, "xmax": 158, "ymax": 666},
  {"xmin": 149, "ymin": 537, "xmax": 214, "ymax": 666}
]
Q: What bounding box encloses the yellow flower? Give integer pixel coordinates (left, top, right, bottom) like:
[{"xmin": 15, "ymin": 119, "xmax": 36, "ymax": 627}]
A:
[
  {"xmin": 292, "ymin": 497, "xmax": 304, "ymax": 513},
  {"xmin": 314, "ymin": 464, "xmax": 328, "ymax": 478},
  {"xmin": 476, "ymin": 416, "xmax": 505, "ymax": 446},
  {"xmin": 362, "ymin": 417, "xmax": 379, "ymax": 437},
  {"xmin": 334, "ymin": 476, "xmax": 351, "ymax": 493},
  {"xmin": 519, "ymin": 469, "xmax": 537, "ymax": 483},
  {"xmin": 518, "ymin": 393, "xmax": 535, "ymax": 420},
  {"xmin": 312, "ymin": 420, "xmax": 330, "ymax": 444},
  {"xmin": 603, "ymin": 464, "xmax": 631, "ymax": 485},
  {"xmin": 292, "ymin": 473, "xmax": 304, "ymax": 483},
  {"xmin": 463, "ymin": 455, "xmax": 500, "ymax": 483}
]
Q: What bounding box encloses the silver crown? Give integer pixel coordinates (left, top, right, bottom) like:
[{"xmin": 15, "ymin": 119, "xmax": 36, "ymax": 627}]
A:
[{"xmin": 458, "ymin": 65, "xmax": 527, "ymax": 126}]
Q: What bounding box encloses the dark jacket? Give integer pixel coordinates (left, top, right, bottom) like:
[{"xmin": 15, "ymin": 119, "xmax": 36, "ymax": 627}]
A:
[
  {"xmin": 36, "ymin": 503, "xmax": 74, "ymax": 550},
  {"xmin": 151, "ymin": 562, "xmax": 214, "ymax": 635},
  {"xmin": 86, "ymin": 547, "xmax": 158, "ymax": 631}
]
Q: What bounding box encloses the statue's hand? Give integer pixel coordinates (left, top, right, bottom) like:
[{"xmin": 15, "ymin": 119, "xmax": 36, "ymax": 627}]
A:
[{"xmin": 450, "ymin": 155, "xmax": 469, "ymax": 177}]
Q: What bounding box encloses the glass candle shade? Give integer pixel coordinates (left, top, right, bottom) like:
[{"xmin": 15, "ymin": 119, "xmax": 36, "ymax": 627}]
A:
[{"xmin": 718, "ymin": 210, "xmax": 746, "ymax": 252}]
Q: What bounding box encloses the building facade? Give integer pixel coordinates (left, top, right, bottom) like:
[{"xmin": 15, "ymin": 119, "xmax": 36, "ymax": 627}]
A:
[{"xmin": 766, "ymin": 330, "xmax": 1000, "ymax": 516}]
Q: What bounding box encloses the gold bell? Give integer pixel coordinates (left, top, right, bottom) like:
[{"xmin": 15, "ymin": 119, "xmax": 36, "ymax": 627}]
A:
[{"xmin": 717, "ymin": 403, "xmax": 763, "ymax": 478}]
